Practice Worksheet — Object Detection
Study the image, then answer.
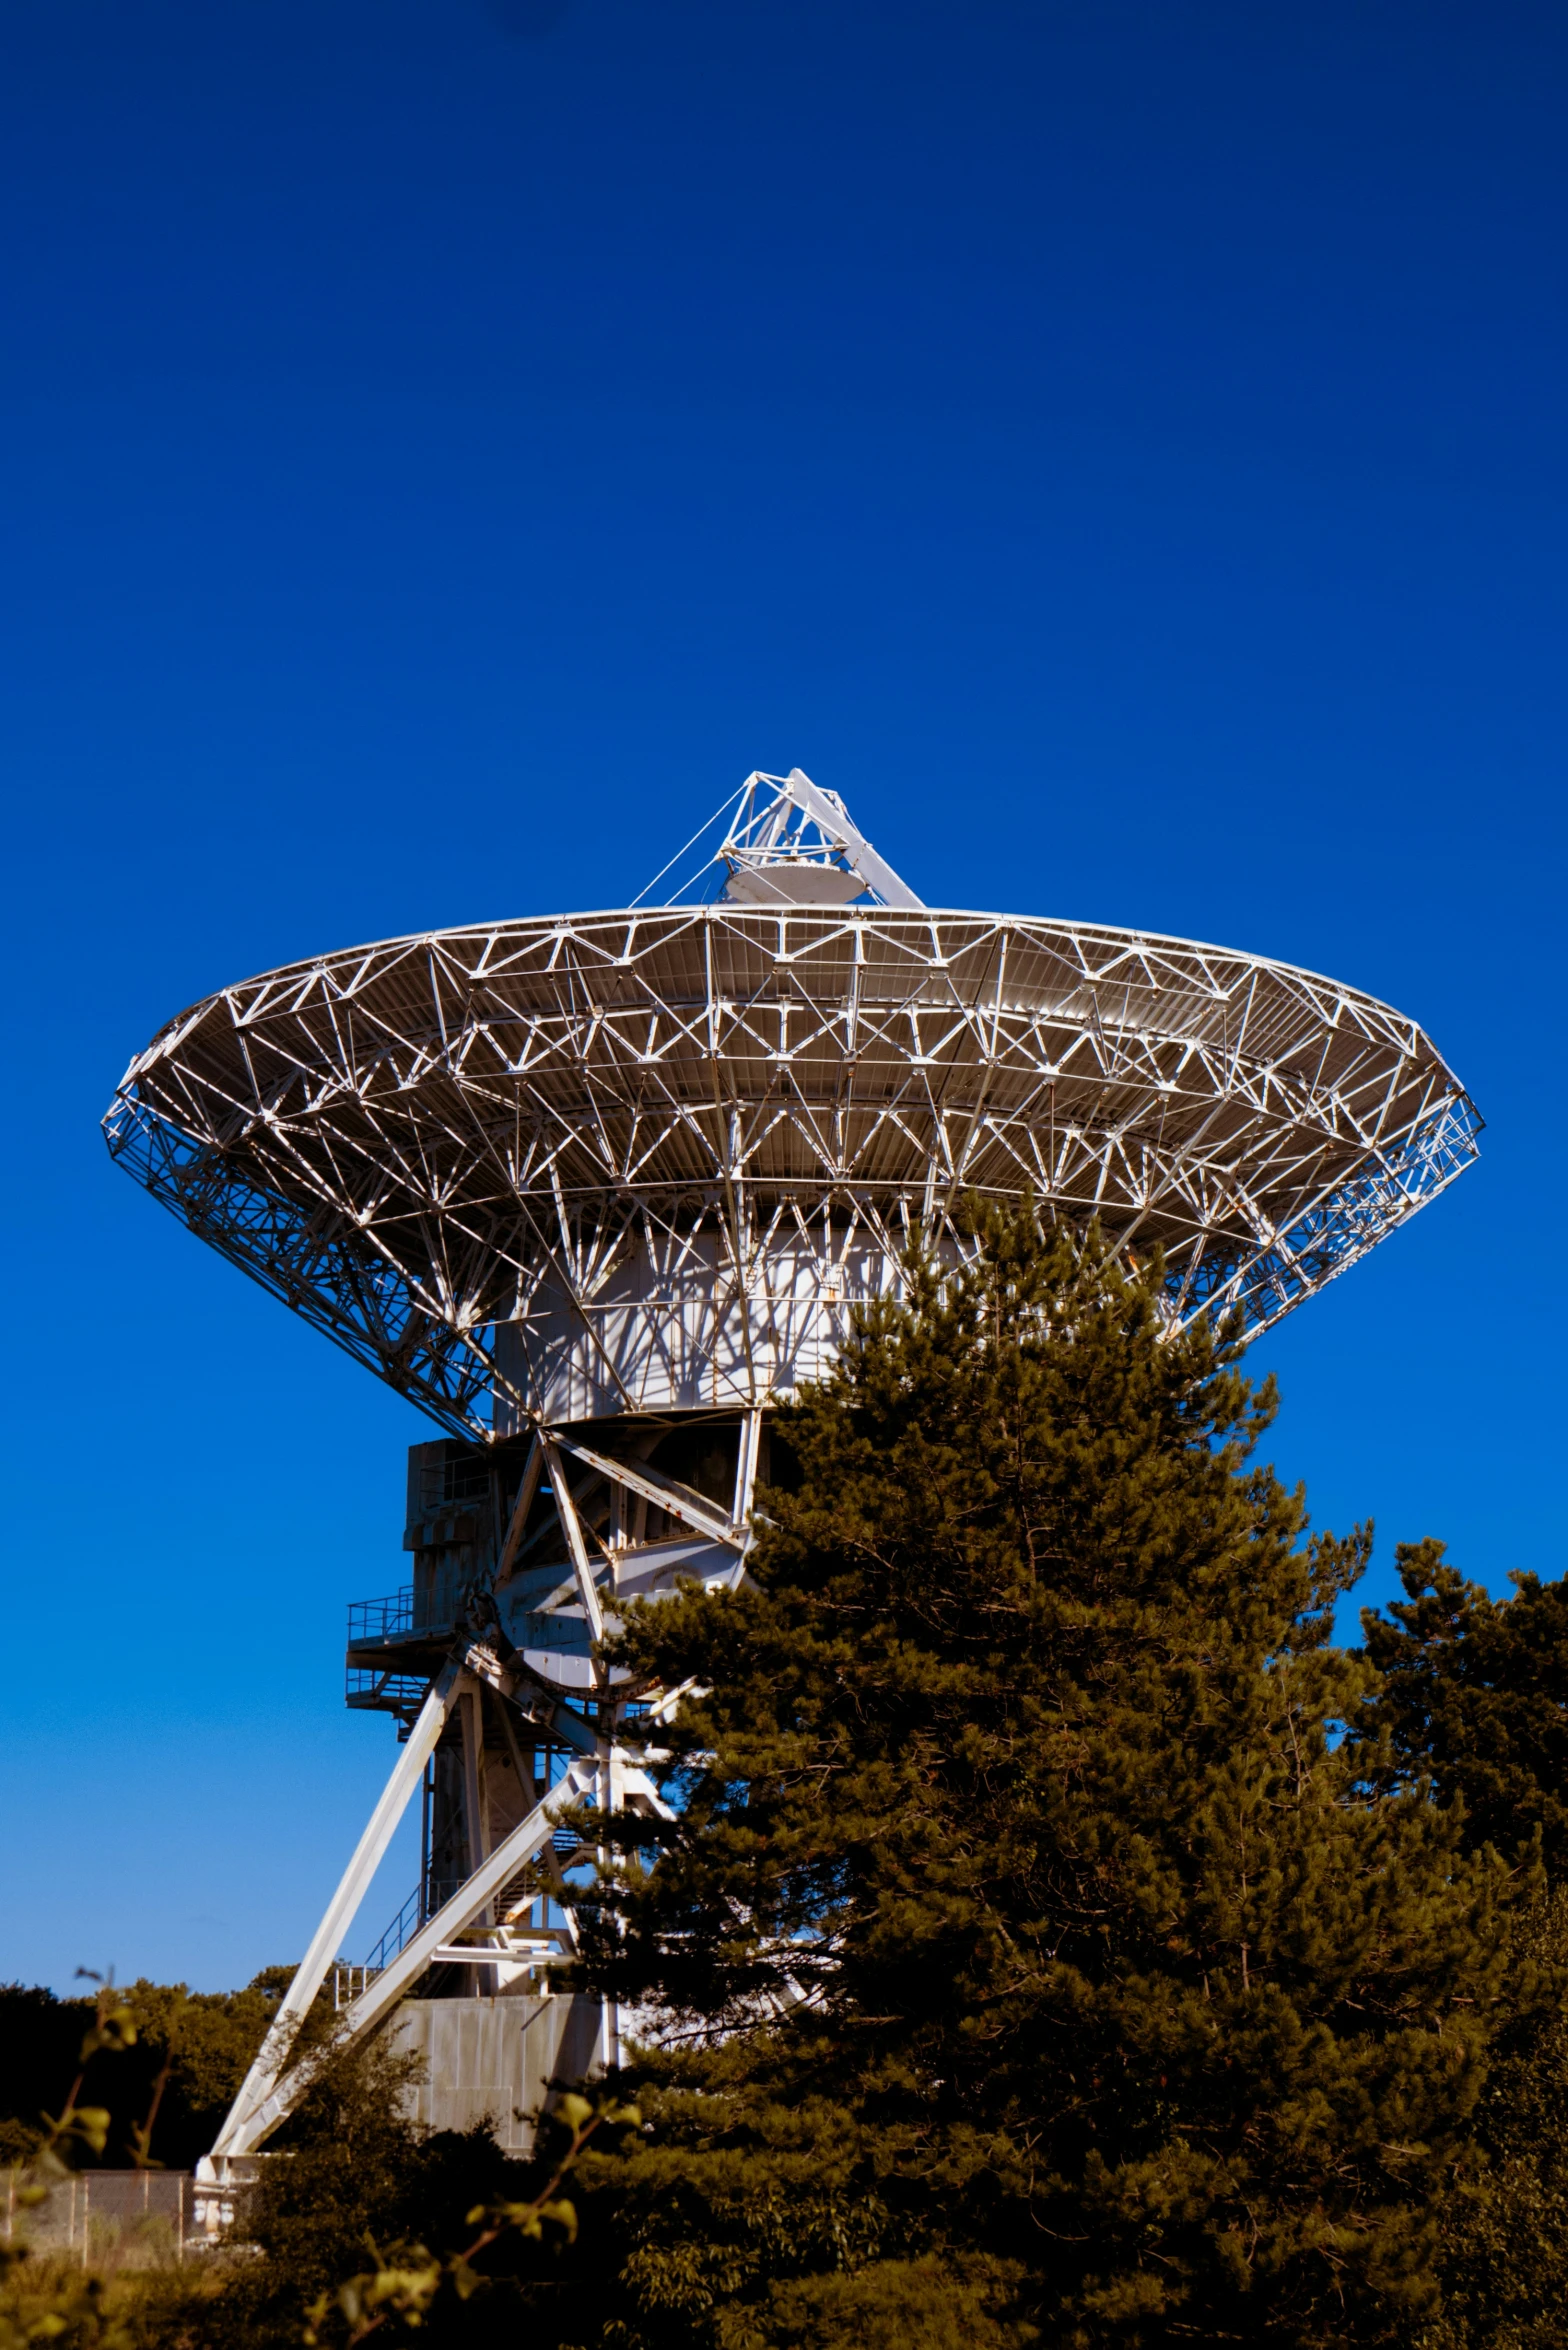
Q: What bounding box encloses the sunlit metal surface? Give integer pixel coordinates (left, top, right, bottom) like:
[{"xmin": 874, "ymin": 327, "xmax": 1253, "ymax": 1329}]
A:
[
  {"xmin": 106, "ymin": 773, "xmax": 1479, "ymax": 1439},
  {"xmin": 123, "ymin": 768, "xmax": 1479, "ymax": 2173}
]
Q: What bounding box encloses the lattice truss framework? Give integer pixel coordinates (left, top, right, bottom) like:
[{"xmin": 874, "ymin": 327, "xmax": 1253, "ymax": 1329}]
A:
[
  {"xmin": 132, "ymin": 779, "xmax": 1481, "ymax": 2193},
  {"xmin": 105, "ymin": 899, "xmax": 1480, "ymax": 1436}
]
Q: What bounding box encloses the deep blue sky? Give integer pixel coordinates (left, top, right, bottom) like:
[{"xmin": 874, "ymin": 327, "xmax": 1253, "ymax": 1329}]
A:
[{"xmin": 3, "ymin": 0, "xmax": 1563, "ymax": 1996}]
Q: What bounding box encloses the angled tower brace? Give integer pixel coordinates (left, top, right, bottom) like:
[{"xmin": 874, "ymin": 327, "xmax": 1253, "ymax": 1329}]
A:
[
  {"xmin": 195, "ymin": 1417, "xmax": 755, "ymax": 2217},
  {"xmin": 102, "ymin": 767, "xmax": 1479, "ymax": 2221}
]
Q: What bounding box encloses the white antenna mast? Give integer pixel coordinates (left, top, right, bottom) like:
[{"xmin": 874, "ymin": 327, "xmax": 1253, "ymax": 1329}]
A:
[{"xmin": 715, "ymin": 769, "xmax": 925, "ymax": 909}]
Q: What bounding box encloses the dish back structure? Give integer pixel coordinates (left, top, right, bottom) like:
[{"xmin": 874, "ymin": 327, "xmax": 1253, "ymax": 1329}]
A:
[{"xmin": 104, "ymin": 769, "xmax": 1481, "ymax": 2189}]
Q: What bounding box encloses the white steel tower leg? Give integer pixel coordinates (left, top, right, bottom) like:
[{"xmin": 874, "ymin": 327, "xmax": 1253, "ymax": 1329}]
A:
[
  {"xmin": 458, "ymin": 1684, "xmax": 498, "ymax": 1995},
  {"xmin": 210, "ymin": 1660, "xmax": 463, "ymax": 2160},
  {"xmin": 732, "ymin": 1407, "xmax": 763, "ymax": 1531},
  {"xmin": 597, "ymin": 1744, "xmax": 619, "ymax": 2075},
  {"xmin": 208, "ymin": 1435, "xmax": 748, "ymax": 2171},
  {"xmin": 222, "ymin": 1753, "xmax": 673, "ymax": 2154}
]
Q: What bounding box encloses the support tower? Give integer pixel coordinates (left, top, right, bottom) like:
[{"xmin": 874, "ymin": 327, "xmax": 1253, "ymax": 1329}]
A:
[{"xmin": 104, "ymin": 769, "xmax": 1481, "ymax": 2191}]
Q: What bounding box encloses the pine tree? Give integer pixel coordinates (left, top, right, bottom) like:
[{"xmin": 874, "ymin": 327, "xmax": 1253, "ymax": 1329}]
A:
[
  {"xmin": 1358, "ymin": 1541, "xmax": 1568, "ymax": 1876},
  {"xmin": 1355, "ymin": 1549, "xmax": 1568, "ymax": 2347},
  {"xmin": 1414, "ymin": 1887, "xmax": 1568, "ymax": 2350},
  {"xmin": 563, "ymin": 1207, "xmax": 1509, "ymax": 2350}
]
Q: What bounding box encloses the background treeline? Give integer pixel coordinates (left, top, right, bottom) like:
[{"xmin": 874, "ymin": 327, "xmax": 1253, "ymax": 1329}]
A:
[
  {"xmin": 0, "ymin": 1973, "xmax": 284, "ymax": 2172},
  {"xmin": 6, "ymin": 1212, "xmax": 1568, "ymax": 2348}
]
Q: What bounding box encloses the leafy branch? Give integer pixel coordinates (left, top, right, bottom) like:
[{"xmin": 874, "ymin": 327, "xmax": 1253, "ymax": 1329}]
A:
[
  {"xmin": 302, "ymin": 2091, "xmax": 641, "ymax": 2345},
  {"xmin": 0, "ymin": 1974, "xmax": 143, "ymax": 2350},
  {"xmin": 10, "ymin": 1973, "xmax": 138, "ymax": 2216}
]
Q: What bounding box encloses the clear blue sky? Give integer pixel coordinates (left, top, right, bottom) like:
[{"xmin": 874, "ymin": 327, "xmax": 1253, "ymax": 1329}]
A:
[{"xmin": 3, "ymin": 0, "xmax": 1563, "ymax": 1996}]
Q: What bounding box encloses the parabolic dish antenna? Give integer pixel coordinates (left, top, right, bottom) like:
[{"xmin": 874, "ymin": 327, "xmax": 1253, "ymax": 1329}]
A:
[
  {"xmin": 108, "ymin": 765, "xmax": 1480, "ymax": 1436},
  {"xmin": 104, "ymin": 768, "xmax": 1480, "ymax": 2196}
]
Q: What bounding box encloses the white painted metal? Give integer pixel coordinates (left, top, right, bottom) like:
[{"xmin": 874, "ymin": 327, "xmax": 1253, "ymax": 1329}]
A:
[
  {"xmin": 212, "ymin": 1661, "xmax": 464, "ymax": 2159},
  {"xmin": 227, "ymin": 1754, "xmax": 671, "ymax": 2154},
  {"xmin": 549, "ymin": 1432, "xmax": 736, "ymax": 1548},
  {"xmin": 105, "ymin": 769, "xmax": 1481, "ymax": 1439},
  {"xmin": 732, "ymin": 1407, "xmax": 763, "ymax": 1530},
  {"xmin": 495, "ymin": 1434, "xmax": 544, "ymax": 1584},
  {"xmin": 110, "ymin": 766, "xmax": 1481, "ymax": 2173},
  {"xmin": 715, "ymin": 768, "xmax": 925, "ymax": 910},
  {"xmin": 539, "ymin": 1434, "xmax": 607, "ymax": 1645}
]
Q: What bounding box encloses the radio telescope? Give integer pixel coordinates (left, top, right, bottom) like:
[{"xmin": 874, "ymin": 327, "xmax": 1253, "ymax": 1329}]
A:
[{"xmin": 104, "ymin": 767, "xmax": 1480, "ymax": 2190}]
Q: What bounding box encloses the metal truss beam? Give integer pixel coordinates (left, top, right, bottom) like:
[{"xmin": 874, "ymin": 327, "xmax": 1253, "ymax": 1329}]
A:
[
  {"xmin": 212, "ymin": 1657, "xmax": 466, "ymax": 2159},
  {"xmin": 222, "ymin": 1750, "xmax": 670, "ymax": 2157},
  {"xmin": 105, "ymin": 891, "xmax": 1480, "ymax": 1439}
]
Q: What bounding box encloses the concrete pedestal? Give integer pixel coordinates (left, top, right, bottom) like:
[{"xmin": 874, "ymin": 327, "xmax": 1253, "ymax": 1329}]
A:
[{"xmin": 387, "ymin": 1993, "xmax": 603, "ymax": 2151}]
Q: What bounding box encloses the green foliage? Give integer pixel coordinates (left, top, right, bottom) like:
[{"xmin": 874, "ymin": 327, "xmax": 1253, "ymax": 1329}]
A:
[
  {"xmin": 1357, "ymin": 1555, "xmax": 1568, "ymax": 2345},
  {"xmin": 0, "ymin": 2262, "xmax": 142, "ymax": 2350},
  {"xmin": 15, "ymin": 1214, "xmax": 1560, "ymax": 2349},
  {"xmin": 299, "ymin": 2090, "xmax": 639, "ymax": 2348},
  {"xmin": 559, "ymin": 1207, "xmax": 1512, "ymax": 2348},
  {"xmin": 1358, "ymin": 1538, "xmax": 1568, "ymax": 1875},
  {"xmin": 201, "ymin": 2030, "xmax": 437, "ymax": 2345},
  {"xmin": 1413, "ymin": 1889, "xmax": 1568, "ymax": 2350},
  {"xmin": 196, "ymin": 2028, "xmax": 583, "ymax": 2350},
  {"xmin": 0, "ymin": 1977, "xmax": 145, "ymax": 2349},
  {"xmin": 0, "ymin": 1973, "xmax": 279, "ymax": 2172}
]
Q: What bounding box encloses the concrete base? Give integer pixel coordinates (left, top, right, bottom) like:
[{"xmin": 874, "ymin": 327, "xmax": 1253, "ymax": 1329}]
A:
[{"xmin": 387, "ymin": 1993, "xmax": 603, "ymax": 2151}]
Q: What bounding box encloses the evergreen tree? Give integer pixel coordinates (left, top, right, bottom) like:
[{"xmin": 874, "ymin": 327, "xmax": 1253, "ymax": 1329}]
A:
[
  {"xmin": 561, "ymin": 1208, "xmax": 1509, "ymax": 2349},
  {"xmin": 1358, "ymin": 1541, "xmax": 1568, "ymax": 1876},
  {"xmin": 1356, "ymin": 1549, "xmax": 1568, "ymax": 2347},
  {"xmin": 1414, "ymin": 1888, "xmax": 1568, "ymax": 2350},
  {"xmin": 198, "ymin": 2032, "xmax": 531, "ymax": 2350}
]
